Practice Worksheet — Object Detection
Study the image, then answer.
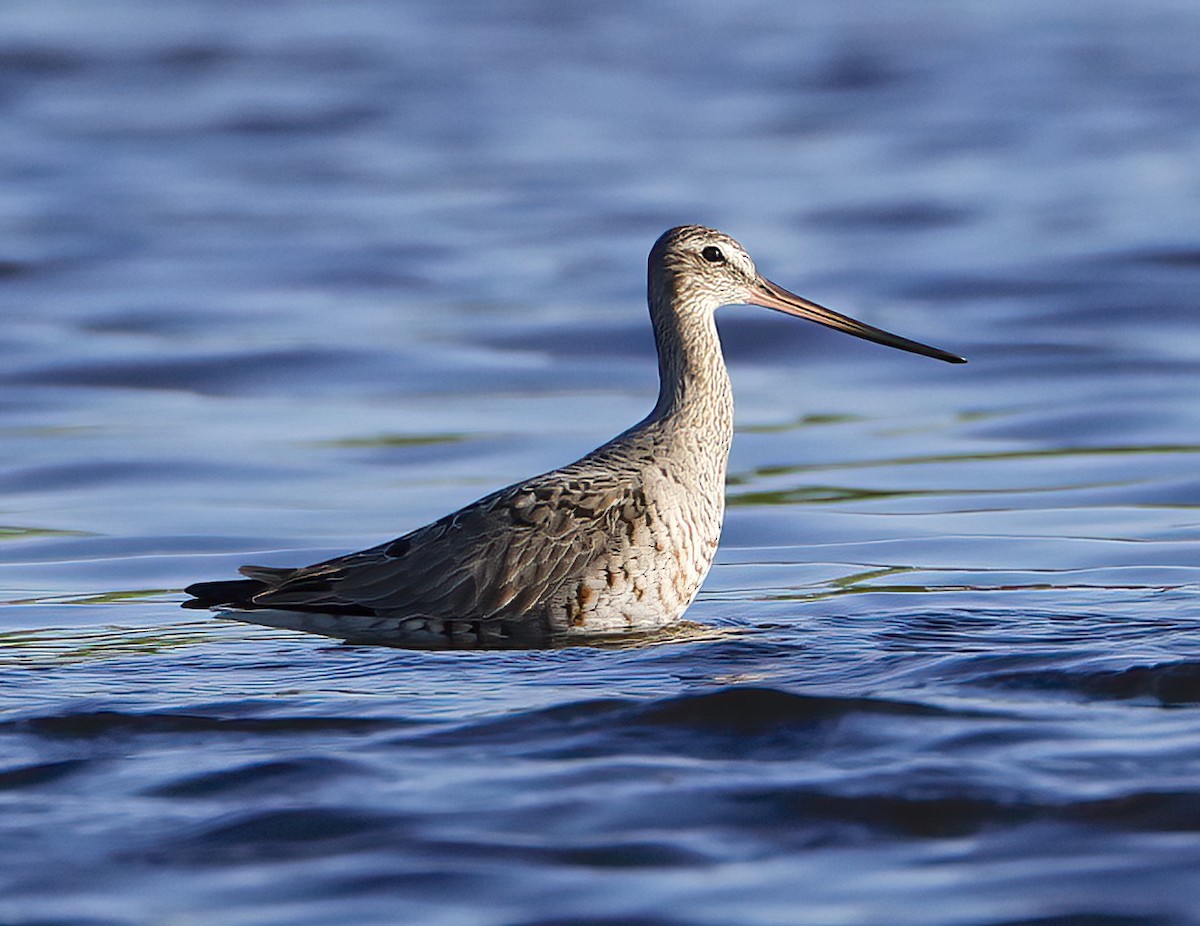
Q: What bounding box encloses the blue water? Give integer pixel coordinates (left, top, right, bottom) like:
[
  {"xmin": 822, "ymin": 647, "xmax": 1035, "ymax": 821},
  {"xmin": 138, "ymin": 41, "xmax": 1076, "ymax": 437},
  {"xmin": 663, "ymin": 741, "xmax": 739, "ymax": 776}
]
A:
[{"xmin": 2, "ymin": 1, "xmax": 1200, "ymax": 923}]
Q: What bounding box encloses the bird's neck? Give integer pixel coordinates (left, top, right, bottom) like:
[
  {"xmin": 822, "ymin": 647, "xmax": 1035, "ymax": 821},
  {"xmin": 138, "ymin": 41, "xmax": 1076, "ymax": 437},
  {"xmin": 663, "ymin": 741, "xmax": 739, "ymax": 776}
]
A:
[{"xmin": 648, "ymin": 293, "xmax": 734, "ymax": 447}]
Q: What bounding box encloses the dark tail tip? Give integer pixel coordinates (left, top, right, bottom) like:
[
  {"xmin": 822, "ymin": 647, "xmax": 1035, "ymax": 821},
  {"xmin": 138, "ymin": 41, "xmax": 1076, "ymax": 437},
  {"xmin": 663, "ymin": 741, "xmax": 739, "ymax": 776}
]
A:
[{"xmin": 183, "ymin": 578, "xmax": 268, "ymax": 610}]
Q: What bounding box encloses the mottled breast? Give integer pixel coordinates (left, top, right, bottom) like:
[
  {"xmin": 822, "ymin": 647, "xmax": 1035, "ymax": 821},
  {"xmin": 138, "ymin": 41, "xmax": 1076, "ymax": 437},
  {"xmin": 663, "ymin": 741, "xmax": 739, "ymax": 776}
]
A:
[{"xmin": 554, "ymin": 455, "xmax": 725, "ymax": 636}]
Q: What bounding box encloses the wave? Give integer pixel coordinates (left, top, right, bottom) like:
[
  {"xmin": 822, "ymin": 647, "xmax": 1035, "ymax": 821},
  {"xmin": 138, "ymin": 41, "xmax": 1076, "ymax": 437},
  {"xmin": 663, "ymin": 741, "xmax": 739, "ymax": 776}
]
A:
[
  {"xmin": 7, "ymin": 709, "xmax": 396, "ymax": 738},
  {"xmin": 982, "ymin": 660, "xmax": 1200, "ymax": 705}
]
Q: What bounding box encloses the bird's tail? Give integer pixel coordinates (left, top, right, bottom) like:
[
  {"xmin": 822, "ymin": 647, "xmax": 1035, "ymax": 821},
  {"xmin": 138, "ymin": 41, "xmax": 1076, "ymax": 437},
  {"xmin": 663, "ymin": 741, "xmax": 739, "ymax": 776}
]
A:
[{"xmin": 181, "ymin": 578, "xmax": 269, "ymax": 610}]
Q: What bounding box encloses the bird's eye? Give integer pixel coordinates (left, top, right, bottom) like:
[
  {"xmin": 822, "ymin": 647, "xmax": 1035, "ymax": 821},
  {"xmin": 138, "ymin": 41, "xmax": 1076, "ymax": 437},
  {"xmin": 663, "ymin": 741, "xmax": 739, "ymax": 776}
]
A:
[{"xmin": 701, "ymin": 246, "xmax": 726, "ymax": 263}]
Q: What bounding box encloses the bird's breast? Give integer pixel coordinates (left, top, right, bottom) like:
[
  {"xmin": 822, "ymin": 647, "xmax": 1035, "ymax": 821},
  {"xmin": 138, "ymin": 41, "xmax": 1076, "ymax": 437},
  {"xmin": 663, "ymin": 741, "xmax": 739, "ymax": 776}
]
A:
[{"xmin": 557, "ymin": 437, "xmax": 728, "ymax": 636}]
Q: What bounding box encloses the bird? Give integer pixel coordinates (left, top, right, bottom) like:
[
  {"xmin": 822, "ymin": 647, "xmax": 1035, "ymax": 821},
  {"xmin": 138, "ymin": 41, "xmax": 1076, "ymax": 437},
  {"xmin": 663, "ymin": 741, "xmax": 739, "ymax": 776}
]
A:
[{"xmin": 184, "ymin": 225, "xmax": 965, "ymax": 648}]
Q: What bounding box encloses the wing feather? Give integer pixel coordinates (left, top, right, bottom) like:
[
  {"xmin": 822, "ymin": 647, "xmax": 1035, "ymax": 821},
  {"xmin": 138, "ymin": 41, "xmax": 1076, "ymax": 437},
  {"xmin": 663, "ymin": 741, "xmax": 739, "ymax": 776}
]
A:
[{"xmin": 248, "ymin": 472, "xmax": 641, "ymax": 623}]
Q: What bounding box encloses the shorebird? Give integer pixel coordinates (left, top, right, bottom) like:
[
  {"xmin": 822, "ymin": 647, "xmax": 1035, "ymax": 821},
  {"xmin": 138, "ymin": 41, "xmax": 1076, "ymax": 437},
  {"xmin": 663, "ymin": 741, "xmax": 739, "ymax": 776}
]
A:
[{"xmin": 184, "ymin": 225, "xmax": 964, "ymax": 648}]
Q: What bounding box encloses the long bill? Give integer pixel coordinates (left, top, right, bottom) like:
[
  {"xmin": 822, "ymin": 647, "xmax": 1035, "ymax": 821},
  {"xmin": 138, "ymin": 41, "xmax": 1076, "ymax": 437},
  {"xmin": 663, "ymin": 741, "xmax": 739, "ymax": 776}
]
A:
[{"xmin": 747, "ymin": 277, "xmax": 967, "ymax": 364}]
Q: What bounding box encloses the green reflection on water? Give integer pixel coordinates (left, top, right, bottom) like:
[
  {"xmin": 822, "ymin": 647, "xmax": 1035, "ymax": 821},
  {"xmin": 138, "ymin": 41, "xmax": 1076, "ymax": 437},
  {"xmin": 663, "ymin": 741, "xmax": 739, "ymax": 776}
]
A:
[
  {"xmin": 730, "ymin": 485, "xmax": 920, "ymax": 506},
  {"xmin": 317, "ymin": 432, "xmax": 469, "ymax": 448},
  {"xmin": 727, "ymin": 443, "xmax": 1200, "ymax": 507},
  {"xmin": 727, "ymin": 482, "xmax": 1119, "ymax": 507},
  {"xmin": 742, "ymin": 564, "xmax": 1180, "ymax": 603},
  {"xmin": 5, "ymin": 588, "xmax": 176, "ymax": 606},
  {"xmin": 773, "ymin": 566, "xmax": 924, "ymax": 602},
  {"xmin": 739, "ymin": 413, "xmax": 865, "ymax": 434},
  {"xmin": 0, "ymin": 526, "xmax": 92, "ymax": 541},
  {"xmin": 747, "ymin": 443, "xmax": 1200, "ymax": 479},
  {"xmin": 0, "ymin": 621, "xmax": 236, "ymax": 666}
]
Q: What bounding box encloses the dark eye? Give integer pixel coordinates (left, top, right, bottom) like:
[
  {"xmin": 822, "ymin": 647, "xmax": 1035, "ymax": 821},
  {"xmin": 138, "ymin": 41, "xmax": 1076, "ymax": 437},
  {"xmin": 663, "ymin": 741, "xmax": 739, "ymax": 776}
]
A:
[{"xmin": 701, "ymin": 246, "xmax": 726, "ymax": 263}]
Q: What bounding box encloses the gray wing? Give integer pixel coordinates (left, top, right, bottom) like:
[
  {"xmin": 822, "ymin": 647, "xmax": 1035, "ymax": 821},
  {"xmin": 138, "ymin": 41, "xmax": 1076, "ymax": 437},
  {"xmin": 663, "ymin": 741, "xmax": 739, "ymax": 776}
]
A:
[{"xmin": 244, "ymin": 474, "xmax": 645, "ymax": 621}]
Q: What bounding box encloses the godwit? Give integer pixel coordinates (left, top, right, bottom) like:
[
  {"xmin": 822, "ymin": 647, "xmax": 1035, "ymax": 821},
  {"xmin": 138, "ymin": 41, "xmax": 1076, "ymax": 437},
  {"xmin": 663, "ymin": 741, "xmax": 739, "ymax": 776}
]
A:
[{"xmin": 184, "ymin": 225, "xmax": 964, "ymax": 647}]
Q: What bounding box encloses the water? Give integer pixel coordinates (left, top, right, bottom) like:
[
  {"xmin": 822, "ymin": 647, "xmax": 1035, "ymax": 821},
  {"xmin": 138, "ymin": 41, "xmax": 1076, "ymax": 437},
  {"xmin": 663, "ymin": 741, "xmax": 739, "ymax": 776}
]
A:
[{"xmin": 2, "ymin": 1, "xmax": 1200, "ymax": 923}]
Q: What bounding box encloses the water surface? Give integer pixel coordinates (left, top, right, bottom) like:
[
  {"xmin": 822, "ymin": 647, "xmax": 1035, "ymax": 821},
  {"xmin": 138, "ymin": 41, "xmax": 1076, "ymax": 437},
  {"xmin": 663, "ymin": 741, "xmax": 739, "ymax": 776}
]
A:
[{"xmin": 2, "ymin": 1, "xmax": 1199, "ymax": 924}]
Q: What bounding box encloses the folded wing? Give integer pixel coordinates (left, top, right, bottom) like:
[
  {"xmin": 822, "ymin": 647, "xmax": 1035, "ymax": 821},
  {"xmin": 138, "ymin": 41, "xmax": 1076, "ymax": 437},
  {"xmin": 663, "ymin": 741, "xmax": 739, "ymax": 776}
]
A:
[{"xmin": 242, "ymin": 473, "xmax": 643, "ymax": 622}]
